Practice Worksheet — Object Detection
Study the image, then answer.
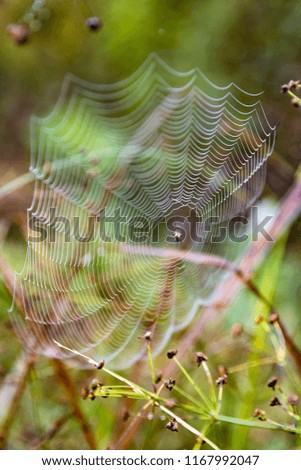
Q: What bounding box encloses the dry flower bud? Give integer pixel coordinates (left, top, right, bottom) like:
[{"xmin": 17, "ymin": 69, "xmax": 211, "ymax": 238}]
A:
[
  {"xmin": 154, "ymin": 370, "xmax": 163, "ymax": 384},
  {"xmin": 270, "ymin": 396, "xmax": 281, "ymax": 407},
  {"xmin": 216, "ymin": 374, "xmax": 228, "ymax": 386},
  {"xmin": 97, "ymin": 359, "xmax": 105, "ymax": 370},
  {"xmin": 143, "ymin": 331, "xmax": 152, "ymax": 342},
  {"xmin": 7, "ymin": 23, "xmax": 30, "ymax": 45},
  {"xmin": 165, "ymin": 377, "xmax": 176, "ymax": 391},
  {"xmin": 287, "ymin": 394, "xmax": 299, "ymax": 406},
  {"xmin": 86, "ymin": 16, "xmax": 103, "ymax": 32},
  {"xmin": 167, "ymin": 349, "xmax": 178, "ymax": 359},
  {"xmin": 267, "ymin": 376, "xmax": 278, "ymax": 390},
  {"xmin": 165, "ymin": 418, "xmax": 178, "ymax": 432},
  {"xmin": 253, "ymin": 408, "xmax": 266, "ymax": 421},
  {"xmin": 196, "ymin": 351, "xmax": 208, "ymax": 367}
]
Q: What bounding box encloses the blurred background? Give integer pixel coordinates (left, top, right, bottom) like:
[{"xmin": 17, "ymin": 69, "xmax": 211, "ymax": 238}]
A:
[{"xmin": 0, "ymin": 0, "xmax": 301, "ymax": 451}]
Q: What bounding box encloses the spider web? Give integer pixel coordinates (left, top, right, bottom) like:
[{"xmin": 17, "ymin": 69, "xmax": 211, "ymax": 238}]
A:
[{"xmin": 11, "ymin": 54, "xmax": 276, "ymax": 369}]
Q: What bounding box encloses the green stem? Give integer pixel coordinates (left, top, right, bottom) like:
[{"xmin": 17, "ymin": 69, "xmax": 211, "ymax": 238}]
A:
[
  {"xmin": 218, "ymin": 414, "xmax": 301, "ymax": 435},
  {"xmin": 202, "ymin": 362, "xmax": 217, "ymax": 405},
  {"xmin": 159, "ymin": 403, "xmax": 219, "ymax": 450},
  {"xmin": 173, "ymin": 357, "xmax": 213, "ymax": 410},
  {"xmin": 147, "ymin": 344, "xmax": 156, "ymax": 385}
]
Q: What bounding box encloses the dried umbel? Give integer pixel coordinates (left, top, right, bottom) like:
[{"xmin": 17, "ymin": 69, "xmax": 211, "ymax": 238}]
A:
[
  {"xmin": 196, "ymin": 352, "xmax": 208, "ymax": 367},
  {"xmin": 267, "ymin": 376, "xmax": 278, "ymax": 390},
  {"xmin": 165, "ymin": 418, "xmax": 178, "ymax": 432},
  {"xmin": 167, "ymin": 349, "xmax": 178, "ymax": 359},
  {"xmin": 12, "ymin": 54, "xmax": 276, "ymax": 369}
]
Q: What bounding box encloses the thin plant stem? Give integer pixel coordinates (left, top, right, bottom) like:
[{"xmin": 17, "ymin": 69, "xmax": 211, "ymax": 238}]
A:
[
  {"xmin": 217, "ymin": 415, "xmax": 301, "ymax": 435},
  {"xmin": 202, "ymin": 362, "xmax": 216, "ymax": 405},
  {"xmin": 147, "ymin": 343, "xmax": 156, "ymax": 385},
  {"xmin": 173, "ymin": 356, "xmax": 213, "ymax": 410},
  {"xmin": 216, "ymin": 385, "xmax": 223, "ymax": 415},
  {"xmin": 158, "ymin": 403, "xmax": 219, "ymax": 450}
]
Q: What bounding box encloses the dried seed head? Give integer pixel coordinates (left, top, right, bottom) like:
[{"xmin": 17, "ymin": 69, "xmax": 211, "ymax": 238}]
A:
[
  {"xmin": 165, "ymin": 418, "xmax": 178, "ymax": 432},
  {"xmin": 154, "ymin": 370, "xmax": 163, "ymax": 384},
  {"xmin": 167, "ymin": 349, "xmax": 178, "ymax": 359},
  {"xmin": 90, "ymin": 378, "xmax": 99, "ymax": 391},
  {"xmin": 97, "ymin": 359, "xmax": 105, "ymax": 370},
  {"xmin": 281, "ymin": 84, "xmax": 289, "ymax": 93},
  {"xmin": 231, "ymin": 323, "xmax": 243, "ymax": 338},
  {"xmin": 253, "ymin": 408, "xmax": 266, "ymax": 421},
  {"xmin": 216, "ymin": 374, "xmax": 228, "ymax": 386},
  {"xmin": 86, "ymin": 16, "xmax": 103, "ymax": 32},
  {"xmin": 281, "ymin": 80, "xmax": 300, "ymax": 93},
  {"xmin": 143, "ymin": 331, "xmax": 152, "ymax": 342},
  {"xmin": 174, "ymin": 230, "xmax": 182, "ymax": 242},
  {"xmin": 291, "ymin": 97, "xmax": 301, "ymax": 108},
  {"xmin": 270, "ymin": 396, "xmax": 281, "ymax": 407},
  {"xmin": 268, "ymin": 313, "xmax": 279, "ymax": 324},
  {"xmin": 287, "ymin": 394, "xmax": 299, "ymax": 406},
  {"xmin": 196, "ymin": 351, "xmax": 208, "ymax": 367},
  {"xmin": 88, "ymin": 390, "xmax": 96, "ymax": 401},
  {"xmin": 7, "ymin": 23, "xmax": 30, "ymax": 45},
  {"xmin": 288, "ymin": 79, "xmax": 300, "ymax": 90},
  {"xmin": 165, "ymin": 377, "xmax": 176, "ymax": 391},
  {"xmin": 267, "ymin": 376, "xmax": 278, "ymax": 390}
]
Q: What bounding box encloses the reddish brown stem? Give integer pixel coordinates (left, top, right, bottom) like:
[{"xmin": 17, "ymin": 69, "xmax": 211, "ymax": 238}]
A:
[
  {"xmin": 0, "ymin": 354, "xmax": 35, "ymax": 449},
  {"xmin": 51, "ymin": 359, "xmax": 97, "ymax": 450}
]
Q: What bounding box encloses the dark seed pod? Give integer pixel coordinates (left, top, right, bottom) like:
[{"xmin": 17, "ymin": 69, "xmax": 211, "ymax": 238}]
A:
[
  {"xmin": 270, "ymin": 396, "xmax": 281, "ymax": 407},
  {"xmin": 167, "ymin": 349, "xmax": 178, "ymax": 359},
  {"xmin": 7, "ymin": 23, "xmax": 30, "ymax": 45},
  {"xmin": 86, "ymin": 16, "xmax": 103, "ymax": 32},
  {"xmin": 154, "ymin": 370, "xmax": 163, "ymax": 384},
  {"xmin": 288, "ymin": 79, "xmax": 300, "ymax": 90},
  {"xmin": 196, "ymin": 351, "xmax": 208, "ymax": 367},
  {"xmin": 97, "ymin": 359, "xmax": 105, "ymax": 370},
  {"xmin": 281, "ymin": 84, "xmax": 289, "ymax": 93},
  {"xmin": 165, "ymin": 377, "xmax": 176, "ymax": 391},
  {"xmin": 267, "ymin": 376, "xmax": 278, "ymax": 390},
  {"xmin": 165, "ymin": 418, "xmax": 178, "ymax": 432},
  {"xmin": 90, "ymin": 378, "xmax": 99, "ymax": 391},
  {"xmin": 216, "ymin": 374, "xmax": 228, "ymax": 386},
  {"xmin": 143, "ymin": 331, "xmax": 152, "ymax": 342}
]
